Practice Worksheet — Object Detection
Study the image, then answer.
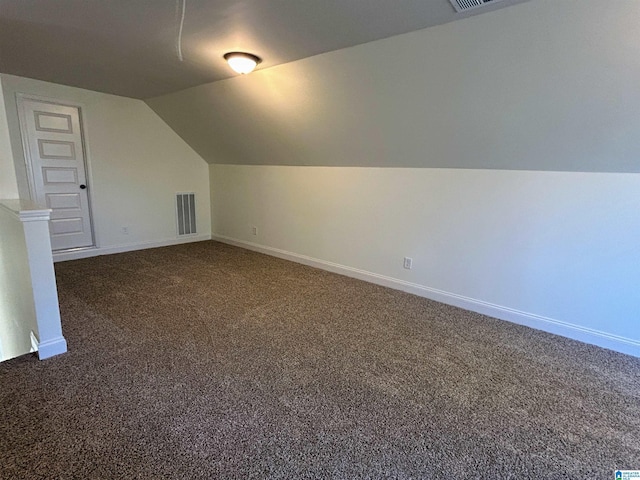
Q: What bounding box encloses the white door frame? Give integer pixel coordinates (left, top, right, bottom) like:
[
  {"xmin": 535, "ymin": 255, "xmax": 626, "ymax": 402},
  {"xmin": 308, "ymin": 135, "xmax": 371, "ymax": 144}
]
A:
[{"xmin": 16, "ymin": 93, "xmax": 97, "ymax": 251}]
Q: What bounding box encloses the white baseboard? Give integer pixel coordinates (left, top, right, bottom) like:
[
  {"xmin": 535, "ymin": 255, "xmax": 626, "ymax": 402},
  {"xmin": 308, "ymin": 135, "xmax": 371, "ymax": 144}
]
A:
[
  {"xmin": 212, "ymin": 234, "xmax": 640, "ymax": 358},
  {"xmin": 53, "ymin": 234, "xmax": 212, "ymax": 262},
  {"xmin": 35, "ymin": 335, "xmax": 67, "ymax": 360}
]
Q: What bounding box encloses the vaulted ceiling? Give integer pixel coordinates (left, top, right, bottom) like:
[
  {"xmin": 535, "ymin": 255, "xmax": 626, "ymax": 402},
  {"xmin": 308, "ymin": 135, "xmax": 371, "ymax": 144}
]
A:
[{"xmin": 0, "ymin": 0, "xmax": 529, "ymax": 99}]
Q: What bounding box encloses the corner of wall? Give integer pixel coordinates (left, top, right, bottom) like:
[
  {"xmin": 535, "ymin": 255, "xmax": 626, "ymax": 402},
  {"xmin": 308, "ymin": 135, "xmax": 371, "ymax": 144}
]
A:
[{"xmin": 0, "ymin": 76, "xmax": 20, "ymax": 198}]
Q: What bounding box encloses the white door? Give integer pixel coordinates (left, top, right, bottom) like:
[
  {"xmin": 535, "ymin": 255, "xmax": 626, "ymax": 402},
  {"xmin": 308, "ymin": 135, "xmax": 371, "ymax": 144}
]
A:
[{"xmin": 18, "ymin": 98, "xmax": 94, "ymax": 251}]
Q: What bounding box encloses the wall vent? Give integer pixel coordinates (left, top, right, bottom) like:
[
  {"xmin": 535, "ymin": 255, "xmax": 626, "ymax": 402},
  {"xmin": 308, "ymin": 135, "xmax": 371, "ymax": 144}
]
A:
[
  {"xmin": 176, "ymin": 193, "xmax": 197, "ymax": 236},
  {"xmin": 449, "ymin": 0, "xmax": 505, "ymax": 13}
]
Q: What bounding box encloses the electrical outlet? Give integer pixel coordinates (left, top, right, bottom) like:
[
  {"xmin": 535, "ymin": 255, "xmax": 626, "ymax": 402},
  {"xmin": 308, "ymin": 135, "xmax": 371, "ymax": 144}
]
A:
[
  {"xmin": 121, "ymin": 226, "xmax": 129, "ymax": 235},
  {"xmin": 403, "ymin": 257, "xmax": 413, "ymax": 269},
  {"xmin": 251, "ymin": 226, "xmax": 258, "ymax": 236}
]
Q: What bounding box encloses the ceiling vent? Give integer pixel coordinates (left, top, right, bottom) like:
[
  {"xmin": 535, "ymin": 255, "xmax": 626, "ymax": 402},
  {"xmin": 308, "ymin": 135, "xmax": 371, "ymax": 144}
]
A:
[{"xmin": 449, "ymin": 0, "xmax": 506, "ymax": 13}]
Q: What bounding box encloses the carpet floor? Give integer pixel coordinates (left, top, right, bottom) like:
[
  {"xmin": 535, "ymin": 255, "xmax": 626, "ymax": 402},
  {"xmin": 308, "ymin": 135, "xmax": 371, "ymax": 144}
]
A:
[{"xmin": 1, "ymin": 240, "xmax": 639, "ymax": 479}]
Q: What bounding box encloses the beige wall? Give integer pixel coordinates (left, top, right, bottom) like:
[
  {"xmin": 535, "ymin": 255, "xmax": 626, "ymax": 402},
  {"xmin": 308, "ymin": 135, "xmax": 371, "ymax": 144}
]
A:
[
  {"xmin": 211, "ymin": 165, "xmax": 640, "ymax": 356},
  {"xmin": 1, "ymin": 74, "xmax": 211, "ymax": 257}
]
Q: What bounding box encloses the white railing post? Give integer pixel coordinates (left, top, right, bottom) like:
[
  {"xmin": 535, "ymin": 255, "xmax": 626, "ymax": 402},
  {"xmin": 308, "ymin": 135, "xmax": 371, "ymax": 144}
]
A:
[{"xmin": 0, "ymin": 199, "xmax": 67, "ymax": 360}]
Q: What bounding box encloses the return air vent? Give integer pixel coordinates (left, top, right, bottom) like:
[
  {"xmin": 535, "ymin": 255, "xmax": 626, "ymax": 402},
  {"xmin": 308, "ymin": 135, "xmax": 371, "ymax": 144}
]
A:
[
  {"xmin": 176, "ymin": 193, "xmax": 197, "ymax": 236},
  {"xmin": 449, "ymin": 0, "xmax": 505, "ymax": 13}
]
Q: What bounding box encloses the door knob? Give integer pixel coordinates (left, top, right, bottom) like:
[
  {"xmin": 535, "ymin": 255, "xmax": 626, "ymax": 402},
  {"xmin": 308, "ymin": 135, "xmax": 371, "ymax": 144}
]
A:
[{"xmin": 80, "ymin": 184, "xmax": 87, "ymax": 189}]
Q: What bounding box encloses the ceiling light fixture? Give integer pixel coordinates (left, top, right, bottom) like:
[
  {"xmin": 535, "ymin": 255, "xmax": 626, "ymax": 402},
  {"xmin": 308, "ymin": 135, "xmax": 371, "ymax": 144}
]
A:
[{"xmin": 224, "ymin": 52, "xmax": 262, "ymax": 75}]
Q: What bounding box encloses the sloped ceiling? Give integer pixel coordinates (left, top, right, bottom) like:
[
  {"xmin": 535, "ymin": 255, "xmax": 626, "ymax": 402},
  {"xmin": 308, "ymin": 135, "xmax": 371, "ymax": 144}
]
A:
[
  {"xmin": 146, "ymin": 0, "xmax": 640, "ymax": 172},
  {"xmin": 0, "ymin": 0, "xmax": 529, "ymax": 99}
]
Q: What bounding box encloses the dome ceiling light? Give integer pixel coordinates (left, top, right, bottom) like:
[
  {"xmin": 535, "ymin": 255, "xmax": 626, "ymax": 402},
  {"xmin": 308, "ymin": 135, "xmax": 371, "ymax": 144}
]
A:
[{"xmin": 224, "ymin": 52, "xmax": 262, "ymax": 75}]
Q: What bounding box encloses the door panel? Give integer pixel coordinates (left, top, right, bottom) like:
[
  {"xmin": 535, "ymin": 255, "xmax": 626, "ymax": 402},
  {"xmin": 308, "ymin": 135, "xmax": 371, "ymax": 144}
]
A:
[
  {"xmin": 34, "ymin": 111, "xmax": 73, "ymax": 132},
  {"xmin": 46, "ymin": 193, "xmax": 82, "ymax": 210},
  {"xmin": 50, "ymin": 217, "xmax": 84, "ymax": 235},
  {"xmin": 38, "ymin": 139, "xmax": 76, "ymax": 159},
  {"xmin": 19, "ymin": 99, "xmax": 94, "ymax": 251}
]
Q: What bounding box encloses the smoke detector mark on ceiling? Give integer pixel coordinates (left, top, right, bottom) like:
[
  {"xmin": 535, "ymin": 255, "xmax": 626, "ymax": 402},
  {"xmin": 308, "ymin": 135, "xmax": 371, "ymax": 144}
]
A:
[{"xmin": 449, "ymin": 0, "xmax": 506, "ymax": 13}]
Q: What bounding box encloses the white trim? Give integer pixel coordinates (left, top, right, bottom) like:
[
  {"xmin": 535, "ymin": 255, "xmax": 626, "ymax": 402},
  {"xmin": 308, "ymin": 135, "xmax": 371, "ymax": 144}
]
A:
[
  {"xmin": 212, "ymin": 234, "xmax": 640, "ymax": 358},
  {"xmin": 19, "ymin": 210, "xmax": 51, "ymax": 222},
  {"xmin": 30, "ymin": 331, "xmax": 39, "ymax": 353},
  {"xmin": 53, "ymin": 234, "xmax": 212, "ymax": 262},
  {"xmin": 37, "ymin": 336, "xmax": 67, "ymax": 360},
  {"xmin": 0, "ymin": 199, "xmax": 51, "ymax": 222}
]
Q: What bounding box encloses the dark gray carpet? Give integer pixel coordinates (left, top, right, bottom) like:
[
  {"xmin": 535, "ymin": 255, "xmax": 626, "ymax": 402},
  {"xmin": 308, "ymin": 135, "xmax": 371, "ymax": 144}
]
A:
[{"xmin": 1, "ymin": 240, "xmax": 639, "ymax": 479}]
